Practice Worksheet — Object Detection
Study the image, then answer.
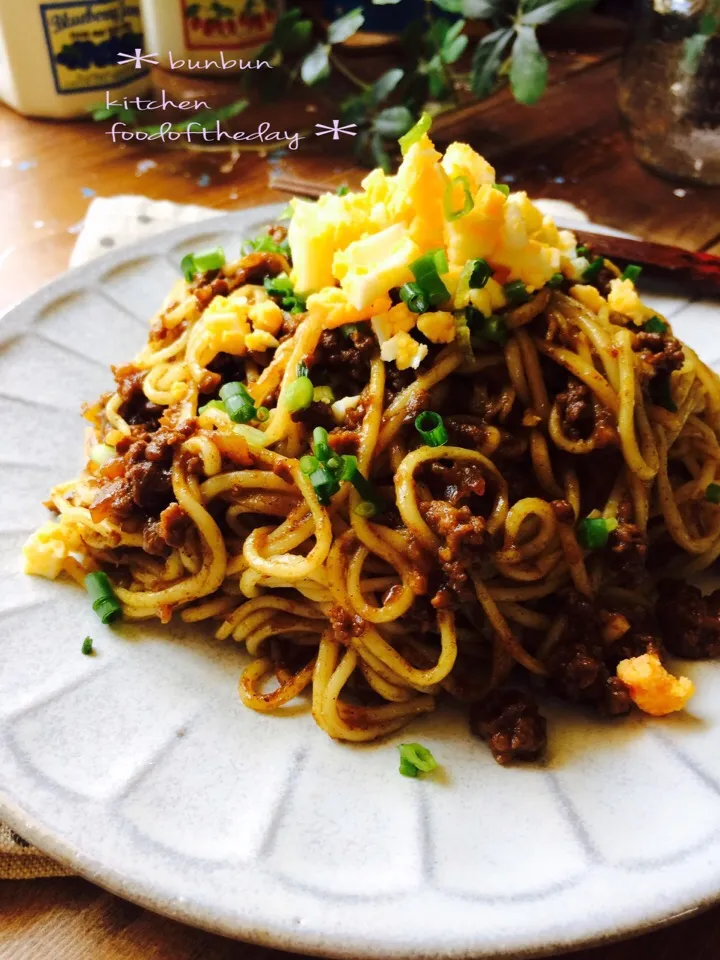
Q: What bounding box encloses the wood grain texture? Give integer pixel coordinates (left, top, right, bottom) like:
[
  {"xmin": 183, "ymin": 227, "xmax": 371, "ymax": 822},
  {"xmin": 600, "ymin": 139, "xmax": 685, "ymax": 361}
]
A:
[
  {"xmin": 2, "ymin": 40, "xmax": 720, "ymax": 960},
  {"xmin": 2, "ymin": 877, "xmax": 720, "ymax": 960}
]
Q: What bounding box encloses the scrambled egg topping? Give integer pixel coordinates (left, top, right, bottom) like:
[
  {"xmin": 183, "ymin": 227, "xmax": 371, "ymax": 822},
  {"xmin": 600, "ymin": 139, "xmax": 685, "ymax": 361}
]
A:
[
  {"xmin": 23, "ymin": 520, "xmax": 80, "ymax": 579},
  {"xmin": 288, "ymin": 133, "xmax": 579, "ymax": 312},
  {"xmin": 617, "ymin": 652, "xmax": 695, "ymax": 717}
]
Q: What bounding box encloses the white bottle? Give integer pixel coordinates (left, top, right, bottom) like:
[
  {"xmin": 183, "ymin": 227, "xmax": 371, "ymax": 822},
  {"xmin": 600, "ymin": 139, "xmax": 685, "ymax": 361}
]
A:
[
  {"xmin": 0, "ymin": 0, "xmax": 151, "ymax": 119},
  {"xmin": 140, "ymin": 0, "xmax": 283, "ymax": 76}
]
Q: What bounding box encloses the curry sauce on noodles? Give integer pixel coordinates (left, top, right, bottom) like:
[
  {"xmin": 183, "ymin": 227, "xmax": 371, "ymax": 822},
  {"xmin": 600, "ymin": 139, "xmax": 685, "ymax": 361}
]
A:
[{"xmin": 25, "ymin": 133, "xmax": 720, "ymax": 764}]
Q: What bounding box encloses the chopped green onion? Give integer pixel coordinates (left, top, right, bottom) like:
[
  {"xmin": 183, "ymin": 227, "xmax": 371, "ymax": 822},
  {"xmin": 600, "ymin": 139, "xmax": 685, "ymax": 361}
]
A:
[
  {"xmin": 622, "ymin": 264, "xmax": 642, "ymax": 283},
  {"xmin": 409, "ymin": 250, "xmax": 450, "ymax": 307},
  {"xmin": 241, "ymin": 233, "xmax": 290, "ymax": 259},
  {"xmin": 504, "ymin": 280, "xmax": 530, "ymax": 306},
  {"xmin": 264, "ymin": 274, "xmax": 308, "ymax": 313},
  {"xmin": 339, "ymin": 455, "xmax": 384, "ymax": 514},
  {"xmin": 409, "ymin": 248, "xmax": 448, "ymax": 278},
  {"xmin": 444, "ymin": 175, "xmax": 474, "ymax": 222},
  {"xmin": 90, "ymin": 443, "xmax": 115, "ymax": 467},
  {"xmin": 577, "ymin": 517, "xmax": 616, "ymax": 551},
  {"xmin": 650, "ymin": 375, "xmax": 677, "ymax": 412},
  {"xmin": 312, "ymin": 426, "xmax": 332, "ymax": 463},
  {"xmin": 326, "ymin": 455, "xmax": 342, "ymax": 473},
  {"xmin": 84, "ymin": 571, "xmax": 122, "ymax": 625},
  {"xmin": 465, "ymin": 258, "xmax": 493, "ymax": 290},
  {"xmin": 193, "ymin": 247, "xmax": 226, "ymax": 273},
  {"xmin": 219, "ymin": 381, "xmax": 249, "ymax": 402},
  {"xmin": 340, "ymin": 323, "xmax": 360, "ymax": 339},
  {"xmin": 583, "ymin": 257, "xmax": 605, "ymax": 282},
  {"xmin": 470, "ymin": 311, "xmax": 508, "ymax": 346},
  {"xmin": 336, "ymin": 184, "xmax": 350, "ymax": 196},
  {"xmin": 548, "ymin": 272, "xmax": 565, "ymax": 288},
  {"xmin": 81, "ymin": 636, "xmax": 94, "ymax": 656},
  {"xmin": 309, "ymin": 464, "xmax": 341, "ymax": 506},
  {"xmin": 415, "ymin": 411, "xmax": 448, "ymax": 447},
  {"xmin": 198, "ymin": 398, "xmax": 226, "ymax": 415},
  {"xmin": 355, "ymin": 500, "xmax": 378, "ymax": 518},
  {"xmin": 297, "ymin": 360, "xmax": 309, "ymax": 378},
  {"xmin": 225, "ymin": 395, "xmax": 256, "ymax": 423},
  {"xmin": 398, "ymin": 742, "xmax": 437, "ymax": 778},
  {"xmin": 284, "ymin": 376, "xmax": 313, "ymax": 412},
  {"xmin": 300, "ymin": 455, "xmax": 319, "ymax": 475},
  {"xmin": 643, "ymin": 316, "xmax": 667, "ymax": 334},
  {"xmin": 576, "ymin": 245, "xmax": 589, "ymax": 257},
  {"xmin": 399, "ymin": 282, "xmax": 430, "ymax": 314},
  {"xmin": 180, "ymin": 253, "xmax": 197, "ymax": 283},
  {"xmin": 264, "ymin": 273, "xmax": 294, "ymax": 297},
  {"xmin": 706, "ymin": 483, "xmax": 720, "ymax": 504},
  {"xmin": 220, "ymin": 381, "xmax": 257, "ymax": 423},
  {"xmin": 492, "ymin": 183, "xmax": 510, "ymax": 197},
  {"xmin": 256, "ymin": 406, "xmax": 270, "ymax": 422},
  {"xmin": 313, "ymin": 385, "xmax": 334, "ymax": 404},
  {"xmin": 398, "ymin": 111, "xmax": 432, "ymax": 155}
]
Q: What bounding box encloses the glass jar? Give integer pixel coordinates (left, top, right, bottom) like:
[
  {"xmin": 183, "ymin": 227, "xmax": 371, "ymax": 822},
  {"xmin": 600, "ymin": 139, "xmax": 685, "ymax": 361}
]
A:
[
  {"xmin": 619, "ymin": 0, "xmax": 720, "ymax": 185},
  {"xmin": 0, "ymin": 0, "xmax": 151, "ymax": 119}
]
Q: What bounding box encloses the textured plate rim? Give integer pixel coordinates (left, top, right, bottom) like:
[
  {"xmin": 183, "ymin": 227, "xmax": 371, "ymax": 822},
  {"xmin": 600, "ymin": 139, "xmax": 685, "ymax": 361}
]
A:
[{"xmin": 0, "ymin": 207, "xmax": 718, "ymax": 959}]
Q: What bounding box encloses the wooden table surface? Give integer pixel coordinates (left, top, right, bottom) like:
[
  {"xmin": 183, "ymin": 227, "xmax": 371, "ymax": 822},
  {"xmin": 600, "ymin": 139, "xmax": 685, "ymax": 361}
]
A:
[{"xmin": 2, "ymin": 31, "xmax": 720, "ymax": 960}]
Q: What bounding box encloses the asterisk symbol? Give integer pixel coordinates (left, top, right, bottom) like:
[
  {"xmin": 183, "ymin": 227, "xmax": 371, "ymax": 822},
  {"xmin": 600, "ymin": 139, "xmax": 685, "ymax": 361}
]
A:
[
  {"xmin": 314, "ymin": 120, "xmax": 357, "ymax": 140},
  {"xmin": 116, "ymin": 49, "xmax": 160, "ymax": 69}
]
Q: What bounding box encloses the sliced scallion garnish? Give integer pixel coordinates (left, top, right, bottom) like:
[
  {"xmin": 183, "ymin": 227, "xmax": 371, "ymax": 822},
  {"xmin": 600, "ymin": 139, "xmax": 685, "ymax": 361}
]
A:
[
  {"xmin": 284, "ymin": 376, "xmax": 314, "ymax": 412},
  {"xmin": 643, "ymin": 316, "xmax": 667, "ymax": 334},
  {"xmin": 503, "ymin": 280, "xmax": 530, "ymax": 306},
  {"xmin": 414, "ymin": 411, "xmax": 448, "ymax": 447},
  {"xmin": 622, "ymin": 264, "xmax": 642, "ymax": 283},
  {"xmin": 577, "ymin": 516, "xmax": 618, "ymax": 550},
  {"xmin": 398, "ymin": 742, "xmax": 437, "ymax": 778},
  {"xmin": 84, "ymin": 571, "xmax": 122, "ymax": 624},
  {"xmin": 399, "ymin": 282, "xmax": 431, "ymax": 314},
  {"xmin": 444, "ymin": 175, "xmax": 474, "ymax": 221},
  {"xmin": 398, "ymin": 112, "xmax": 432, "ymax": 155}
]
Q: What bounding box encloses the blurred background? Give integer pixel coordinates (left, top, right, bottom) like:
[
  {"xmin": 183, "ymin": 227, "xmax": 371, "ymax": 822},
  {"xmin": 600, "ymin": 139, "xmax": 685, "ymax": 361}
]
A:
[{"xmin": 0, "ymin": 0, "xmax": 718, "ymax": 312}]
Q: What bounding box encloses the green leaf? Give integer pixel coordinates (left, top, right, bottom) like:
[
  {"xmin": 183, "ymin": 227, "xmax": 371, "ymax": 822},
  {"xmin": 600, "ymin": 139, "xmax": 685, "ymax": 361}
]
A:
[
  {"xmin": 301, "ymin": 44, "xmax": 330, "ymax": 85},
  {"xmin": 372, "ymin": 0, "xmax": 402, "ymax": 5},
  {"xmin": 341, "ymin": 92, "xmax": 370, "ymax": 125},
  {"xmin": 681, "ymin": 33, "xmax": 709, "ymax": 75},
  {"xmin": 328, "ymin": 7, "xmax": 364, "ymax": 44},
  {"xmin": 185, "ymin": 3, "xmax": 202, "ymax": 16},
  {"xmin": 426, "ymin": 54, "xmax": 450, "ymax": 98},
  {"xmin": 214, "ymin": 99, "xmax": 248, "ymax": 120},
  {"xmin": 373, "ymin": 105, "xmax": 414, "ymax": 137},
  {"xmin": 441, "ymin": 30, "xmax": 468, "ymax": 64},
  {"xmin": 370, "ymin": 68, "xmax": 404, "ymax": 105},
  {"xmin": 274, "ymin": 10, "xmax": 313, "ymax": 53},
  {"xmin": 91, "ymin": 106, "xmax": 116, "ymax": 121},
  {"xmin": 431, "ymin": 0, "xmax": 463, "ymax": 11},
  {"xmin": 470, "ymin": 27, "xmax": 514, "ymax": 97},
  {"xmin": 509, "ymin": 25, "xmax": 548, "ymax": 105},
  {"xmin": 426, "ymin": 17, "xmax": 450, "ymax": 53},
  {"xmin": 370, "ymin": 132, "xmax": 392, "ymax": 173},
  {"xmin": 462, "ymin": 0, "xmax": 503, "ymax": 15},
  {"xmin": 699, "ymin": 12, "xmax": 719, "ymax": 35},
  {"xmin": 521, "ymin": 0, "xmax": 596, "ymax": 26}
]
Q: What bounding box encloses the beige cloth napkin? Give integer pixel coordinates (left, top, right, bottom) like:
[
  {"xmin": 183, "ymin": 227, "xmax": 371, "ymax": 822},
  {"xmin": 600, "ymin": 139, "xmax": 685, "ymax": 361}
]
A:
[{"xmin": 0, "ymin": 193, "xmax": 589, "ymax": 879}]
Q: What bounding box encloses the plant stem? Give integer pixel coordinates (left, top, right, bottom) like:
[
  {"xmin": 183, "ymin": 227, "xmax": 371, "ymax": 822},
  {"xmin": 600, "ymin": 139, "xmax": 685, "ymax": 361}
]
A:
[{"xmin": 329, "ymin": 52, "xmax": 370, "ymax": 91}]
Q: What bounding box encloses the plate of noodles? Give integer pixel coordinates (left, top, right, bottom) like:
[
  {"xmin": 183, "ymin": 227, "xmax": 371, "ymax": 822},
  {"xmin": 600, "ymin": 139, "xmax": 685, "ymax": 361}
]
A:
[{"xmin": 3, "ymin": 122, "xmax": 720, "ymax": 958}]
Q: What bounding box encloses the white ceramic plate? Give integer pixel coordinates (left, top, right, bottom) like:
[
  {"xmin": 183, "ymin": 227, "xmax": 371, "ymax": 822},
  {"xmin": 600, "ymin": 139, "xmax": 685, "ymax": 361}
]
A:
[{"xmin": 2, "ymin": 207, "xmax": 720, "ymax": 959}]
